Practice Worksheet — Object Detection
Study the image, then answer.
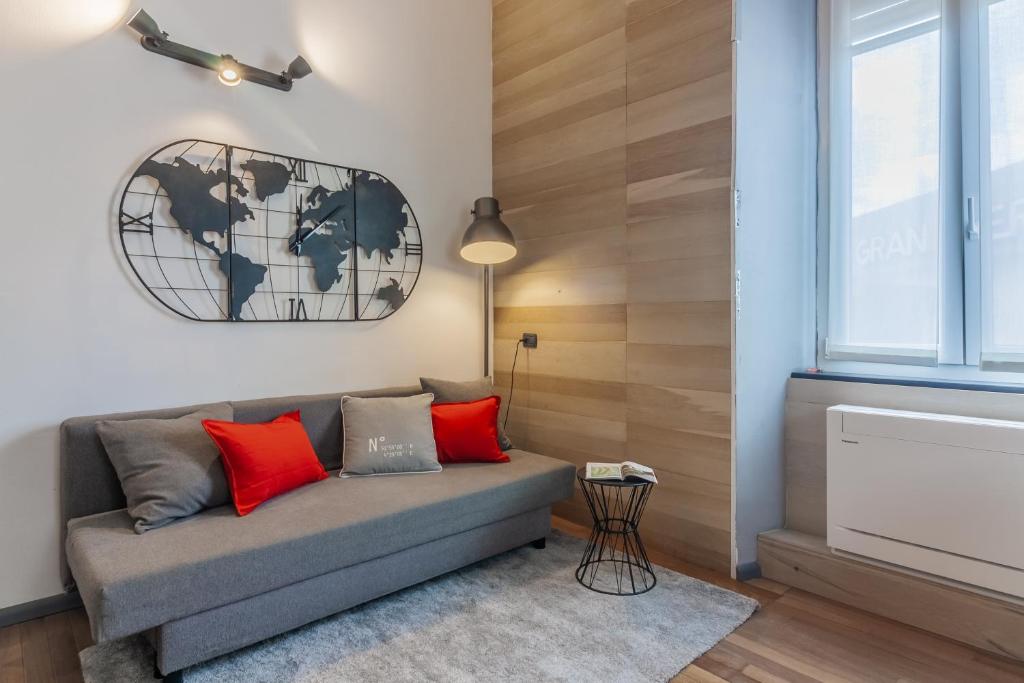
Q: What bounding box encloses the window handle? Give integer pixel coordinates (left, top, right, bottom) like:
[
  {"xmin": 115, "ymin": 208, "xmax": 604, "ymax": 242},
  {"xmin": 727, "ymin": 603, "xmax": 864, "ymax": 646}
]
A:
[{"xmin": 966, "ymin": 196, "xmax": 980, "ymax": 241}]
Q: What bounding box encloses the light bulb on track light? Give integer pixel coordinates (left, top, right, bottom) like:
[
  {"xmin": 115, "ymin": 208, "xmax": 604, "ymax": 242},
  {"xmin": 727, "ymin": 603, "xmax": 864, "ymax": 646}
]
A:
[{"xmin": 218, "ymin": 56, "xmax": 243, "ymax": 86}]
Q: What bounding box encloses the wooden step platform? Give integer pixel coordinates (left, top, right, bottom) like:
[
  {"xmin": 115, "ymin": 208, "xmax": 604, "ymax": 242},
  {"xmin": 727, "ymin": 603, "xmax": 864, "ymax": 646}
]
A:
[{"xmin": 759, "ymin": 528, "xmax": 1024, "ymax": 662}]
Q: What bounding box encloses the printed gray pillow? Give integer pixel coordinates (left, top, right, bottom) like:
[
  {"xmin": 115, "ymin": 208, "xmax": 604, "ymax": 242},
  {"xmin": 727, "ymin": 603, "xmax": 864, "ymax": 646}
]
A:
[
  {"xmin": 340, "ymin": 393, "xmax": 441, "ymax": 477},
  {"xmin": 419, "ymin": 376, "xmax": 513, "ymax": 450},
  {"xmin": 96, "ymin": 403, "xmax": 233, "ymax": 533}
]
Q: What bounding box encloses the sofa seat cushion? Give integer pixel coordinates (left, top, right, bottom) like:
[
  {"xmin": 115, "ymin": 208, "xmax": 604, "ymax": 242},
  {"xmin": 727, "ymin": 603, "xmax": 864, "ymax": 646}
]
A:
[{"xmin": 66, "ymin": 450, "xmax": 575, "ymax": 642}]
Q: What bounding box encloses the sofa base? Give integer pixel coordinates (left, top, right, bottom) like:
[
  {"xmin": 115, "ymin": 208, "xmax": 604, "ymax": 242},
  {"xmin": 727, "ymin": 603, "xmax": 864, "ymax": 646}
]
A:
[
  {"xmin": 154, "ymin": 506, "xmax": 552, "ymax": 674},
  {"xmin": 154, "ymin": 662, "xmax": 183, "ymax": 683}
]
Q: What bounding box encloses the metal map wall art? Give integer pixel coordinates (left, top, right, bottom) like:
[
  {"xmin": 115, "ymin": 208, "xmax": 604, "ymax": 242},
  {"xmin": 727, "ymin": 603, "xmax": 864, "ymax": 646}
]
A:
[{"xmin": 118, "ymin": 139, "xmax": 422, "ymax": 322}]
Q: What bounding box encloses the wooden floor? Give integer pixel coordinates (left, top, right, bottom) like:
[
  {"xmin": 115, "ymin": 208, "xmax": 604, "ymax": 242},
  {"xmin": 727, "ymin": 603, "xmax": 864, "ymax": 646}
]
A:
[{"xmin": 2, "ymin": 518, "xmax": 1023, "ymax": 682}]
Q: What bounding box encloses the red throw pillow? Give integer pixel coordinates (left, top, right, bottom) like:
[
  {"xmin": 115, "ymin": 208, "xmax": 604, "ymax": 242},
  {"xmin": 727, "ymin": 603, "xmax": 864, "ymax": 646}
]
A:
[
  {"xmin": 430, "ymin": 396, "xmax": 509, "ymax": 464},
  {"xmin": 202, "ymin": 411, "xmax": 328, "ymax": 516}
]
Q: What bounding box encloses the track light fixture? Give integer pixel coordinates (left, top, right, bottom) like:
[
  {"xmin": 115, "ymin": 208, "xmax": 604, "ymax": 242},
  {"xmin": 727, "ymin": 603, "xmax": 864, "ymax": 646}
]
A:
[
  {"xmin": 217, "ymin": 56, "xmax": 243, "ymax": 87},
  {"xmin": 125, "ymin": 8, "xmax": 312, "ymax": 92}
]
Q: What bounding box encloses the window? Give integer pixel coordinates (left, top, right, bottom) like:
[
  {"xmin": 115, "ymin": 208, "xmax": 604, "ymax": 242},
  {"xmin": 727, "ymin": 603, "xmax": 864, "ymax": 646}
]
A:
[{"xmin": 820, "ymin": 0, "xmax": 1024, "ymax": 376}]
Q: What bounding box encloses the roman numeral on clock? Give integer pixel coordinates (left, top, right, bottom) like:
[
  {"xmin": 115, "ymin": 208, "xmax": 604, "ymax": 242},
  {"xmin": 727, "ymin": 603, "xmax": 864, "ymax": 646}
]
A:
[
  {"xmin": 120, "ymin": 210, "xmax": 154, "ymax": 234},
  {"xmin": 405, "ymin": 241, "xmax": 422, "ymax": 257},
  {"xmin": 289, "ymin": 159, "xmax": 308, "ymax": 183},
  {"xmin": 288, "ymin": 297, "xmax": 309, "ymax": 321}
]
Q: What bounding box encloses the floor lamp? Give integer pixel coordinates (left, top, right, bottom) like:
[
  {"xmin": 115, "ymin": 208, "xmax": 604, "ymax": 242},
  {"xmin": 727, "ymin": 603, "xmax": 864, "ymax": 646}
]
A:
[{"xmin": 459, "ymin": 197, "xmax": 518, "ymax": 377}]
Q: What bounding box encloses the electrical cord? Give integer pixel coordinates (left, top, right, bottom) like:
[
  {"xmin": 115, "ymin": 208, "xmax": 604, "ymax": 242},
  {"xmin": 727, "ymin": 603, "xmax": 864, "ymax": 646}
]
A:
[{"xmin": 503, "ymin": 339, "xmax": 523, "ymax": 431}]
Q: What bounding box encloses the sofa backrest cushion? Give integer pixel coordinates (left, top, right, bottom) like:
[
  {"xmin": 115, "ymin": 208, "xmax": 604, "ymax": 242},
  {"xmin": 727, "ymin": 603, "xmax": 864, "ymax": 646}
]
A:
[{"xmin": 59, "ymin": 385, "xmax": 420, "ymax": 589}]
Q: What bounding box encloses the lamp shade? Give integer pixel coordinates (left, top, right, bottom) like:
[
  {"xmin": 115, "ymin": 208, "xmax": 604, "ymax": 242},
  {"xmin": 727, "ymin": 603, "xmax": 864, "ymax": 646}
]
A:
[
  {"xmin": 127, "ymin": 8, "xmax": 163, "ymax": 40},
  {"xmin": 287, "ymin": 55, "xmax": 313, "ymax": 80},
  {"xmin": 460, "ymin": 197, "xmax": 517, "ymax": 264}
]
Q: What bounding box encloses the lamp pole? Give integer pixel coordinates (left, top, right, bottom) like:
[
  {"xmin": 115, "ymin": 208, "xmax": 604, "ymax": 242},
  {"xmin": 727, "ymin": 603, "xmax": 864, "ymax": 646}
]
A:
[{"xmin": 484, "ymin": 264, "xmax": 492, "ymax": 378}]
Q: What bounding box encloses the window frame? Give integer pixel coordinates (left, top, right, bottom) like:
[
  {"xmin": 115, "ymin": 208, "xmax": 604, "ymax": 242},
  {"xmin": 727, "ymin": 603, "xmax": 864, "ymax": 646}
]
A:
[{"xmin": 816, "ymin": 0, "xmax": 1024, "ymax": 383}]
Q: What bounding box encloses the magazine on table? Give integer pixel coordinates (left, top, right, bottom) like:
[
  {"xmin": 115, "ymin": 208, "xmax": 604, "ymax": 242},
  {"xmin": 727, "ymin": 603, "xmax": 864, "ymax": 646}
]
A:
[{"xmin": 585, "ymin": 461, "xmax": 657, "ymax": 484}]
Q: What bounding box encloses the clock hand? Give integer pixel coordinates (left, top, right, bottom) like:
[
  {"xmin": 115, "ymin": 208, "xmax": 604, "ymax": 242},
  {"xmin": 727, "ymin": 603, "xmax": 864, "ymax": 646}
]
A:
[
  {"xmin": 290, "ymin": 193, "xmax": 305, "ymax": 256},
  {"xmin": 288, "ymin": 204, "xmax": 342, "ymax": 255},
  {"xmin": 298, "ymin": 205, "xmax": 343, "ymax": 244}
]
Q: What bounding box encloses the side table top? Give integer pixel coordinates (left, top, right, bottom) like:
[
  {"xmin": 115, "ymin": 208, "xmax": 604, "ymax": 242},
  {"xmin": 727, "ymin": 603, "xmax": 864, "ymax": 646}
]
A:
[{"xmin": 576, "ymin": 466, "xmax": 654, "ymax": 488}]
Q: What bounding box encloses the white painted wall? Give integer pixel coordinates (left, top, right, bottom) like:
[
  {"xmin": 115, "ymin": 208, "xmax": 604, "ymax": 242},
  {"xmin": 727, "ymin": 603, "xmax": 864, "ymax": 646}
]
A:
[
  {"xmin": 733, "ymin": 0, "xmax": 817, "ymax": 569},
  {"xmin": 0, "ymin": 0, "xmax": 492, "ymax": 608}
]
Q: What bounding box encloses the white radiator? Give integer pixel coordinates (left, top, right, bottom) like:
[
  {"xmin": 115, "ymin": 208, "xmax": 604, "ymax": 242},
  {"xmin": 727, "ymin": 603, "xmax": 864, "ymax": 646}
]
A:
[{"xmin": 826, "ymin": 404, "xmax": 1024, "ymax": 599}]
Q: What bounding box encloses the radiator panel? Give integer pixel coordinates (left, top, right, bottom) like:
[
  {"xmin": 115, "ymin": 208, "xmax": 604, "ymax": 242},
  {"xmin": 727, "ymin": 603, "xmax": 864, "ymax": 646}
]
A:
[{"xmin": 827, "ymin": 405, "xmax": 1024, "ymax": 599}]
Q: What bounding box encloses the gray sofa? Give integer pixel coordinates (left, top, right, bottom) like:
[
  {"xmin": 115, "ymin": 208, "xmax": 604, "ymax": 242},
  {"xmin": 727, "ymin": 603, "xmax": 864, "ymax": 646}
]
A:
[{"xmin": 60, "ymin": 386, "xmax": 576, "ymax": 680}]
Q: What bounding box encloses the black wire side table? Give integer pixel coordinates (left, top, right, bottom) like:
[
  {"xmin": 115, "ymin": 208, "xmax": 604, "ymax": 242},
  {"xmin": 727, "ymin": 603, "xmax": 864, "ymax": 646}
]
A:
[{"xmin": 575, "ymin": 467, "xmax": 656, "ymax": 596}]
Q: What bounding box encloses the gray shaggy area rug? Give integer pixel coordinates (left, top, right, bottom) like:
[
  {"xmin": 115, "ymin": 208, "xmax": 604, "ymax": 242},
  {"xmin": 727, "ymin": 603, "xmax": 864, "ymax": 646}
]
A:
[{"xmin": 80, "ymin": 531, "xmax": 757, "ymax": 683}]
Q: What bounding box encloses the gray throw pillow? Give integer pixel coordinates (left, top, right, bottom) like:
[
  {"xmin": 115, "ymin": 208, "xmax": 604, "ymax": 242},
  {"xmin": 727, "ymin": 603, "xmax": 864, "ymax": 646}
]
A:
[
  {"xmin": 340, "ymin": 394, "xmax": 441, "ymax": 477},
  {"xmin": 96, "ymin": 404, "xmax": 233, "ymax": 533},
  {"xmin": 419, "ymin": 376, "xmax": 513, "ymax": 450}
]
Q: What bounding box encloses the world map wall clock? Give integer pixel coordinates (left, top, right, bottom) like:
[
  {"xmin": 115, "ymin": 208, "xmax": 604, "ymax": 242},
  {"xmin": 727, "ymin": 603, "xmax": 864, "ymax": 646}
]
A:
[{"xmin": 118, "ymin": 139, "xmax": 422, "ymax": 322}]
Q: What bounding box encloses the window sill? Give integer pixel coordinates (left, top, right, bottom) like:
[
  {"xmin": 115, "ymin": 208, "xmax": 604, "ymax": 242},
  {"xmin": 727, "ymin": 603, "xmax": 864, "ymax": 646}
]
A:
[{"xmin": 793, "ymin": 369, "xmax": 1024, "ymax": 395}]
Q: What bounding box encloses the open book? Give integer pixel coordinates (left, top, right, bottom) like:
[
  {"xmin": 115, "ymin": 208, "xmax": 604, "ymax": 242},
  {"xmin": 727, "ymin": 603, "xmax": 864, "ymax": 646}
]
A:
[{"xmin": 585, "ymin": 461, "xmax": 657, "ymax": 484}]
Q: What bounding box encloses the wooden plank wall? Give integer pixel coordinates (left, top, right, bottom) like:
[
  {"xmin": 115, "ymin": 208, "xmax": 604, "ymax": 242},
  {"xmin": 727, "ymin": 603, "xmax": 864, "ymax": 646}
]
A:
[{"xmin": 492, "ymin": 0, "xmax": 735, "ymax": 572}]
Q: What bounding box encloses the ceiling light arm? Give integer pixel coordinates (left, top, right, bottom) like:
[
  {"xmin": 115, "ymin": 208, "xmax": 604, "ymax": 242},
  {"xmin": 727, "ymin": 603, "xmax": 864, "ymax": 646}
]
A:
[
  {"xmin": 138, "ymin": 36, "xmax": 219, "ymax": 73},
  {"xmin": 138, "ymin": 37, "xmax": 301, "ymax": 91}
]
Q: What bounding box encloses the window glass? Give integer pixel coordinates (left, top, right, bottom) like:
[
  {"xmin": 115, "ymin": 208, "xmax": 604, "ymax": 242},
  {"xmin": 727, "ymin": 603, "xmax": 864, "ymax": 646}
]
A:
[
  {"xmin": 982, "ymin": 0, "xmax": 1024, "ymax": 358},
  {"xmin": 829, "ymin": 0, "xmax": 943, "ymax": 360}
]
